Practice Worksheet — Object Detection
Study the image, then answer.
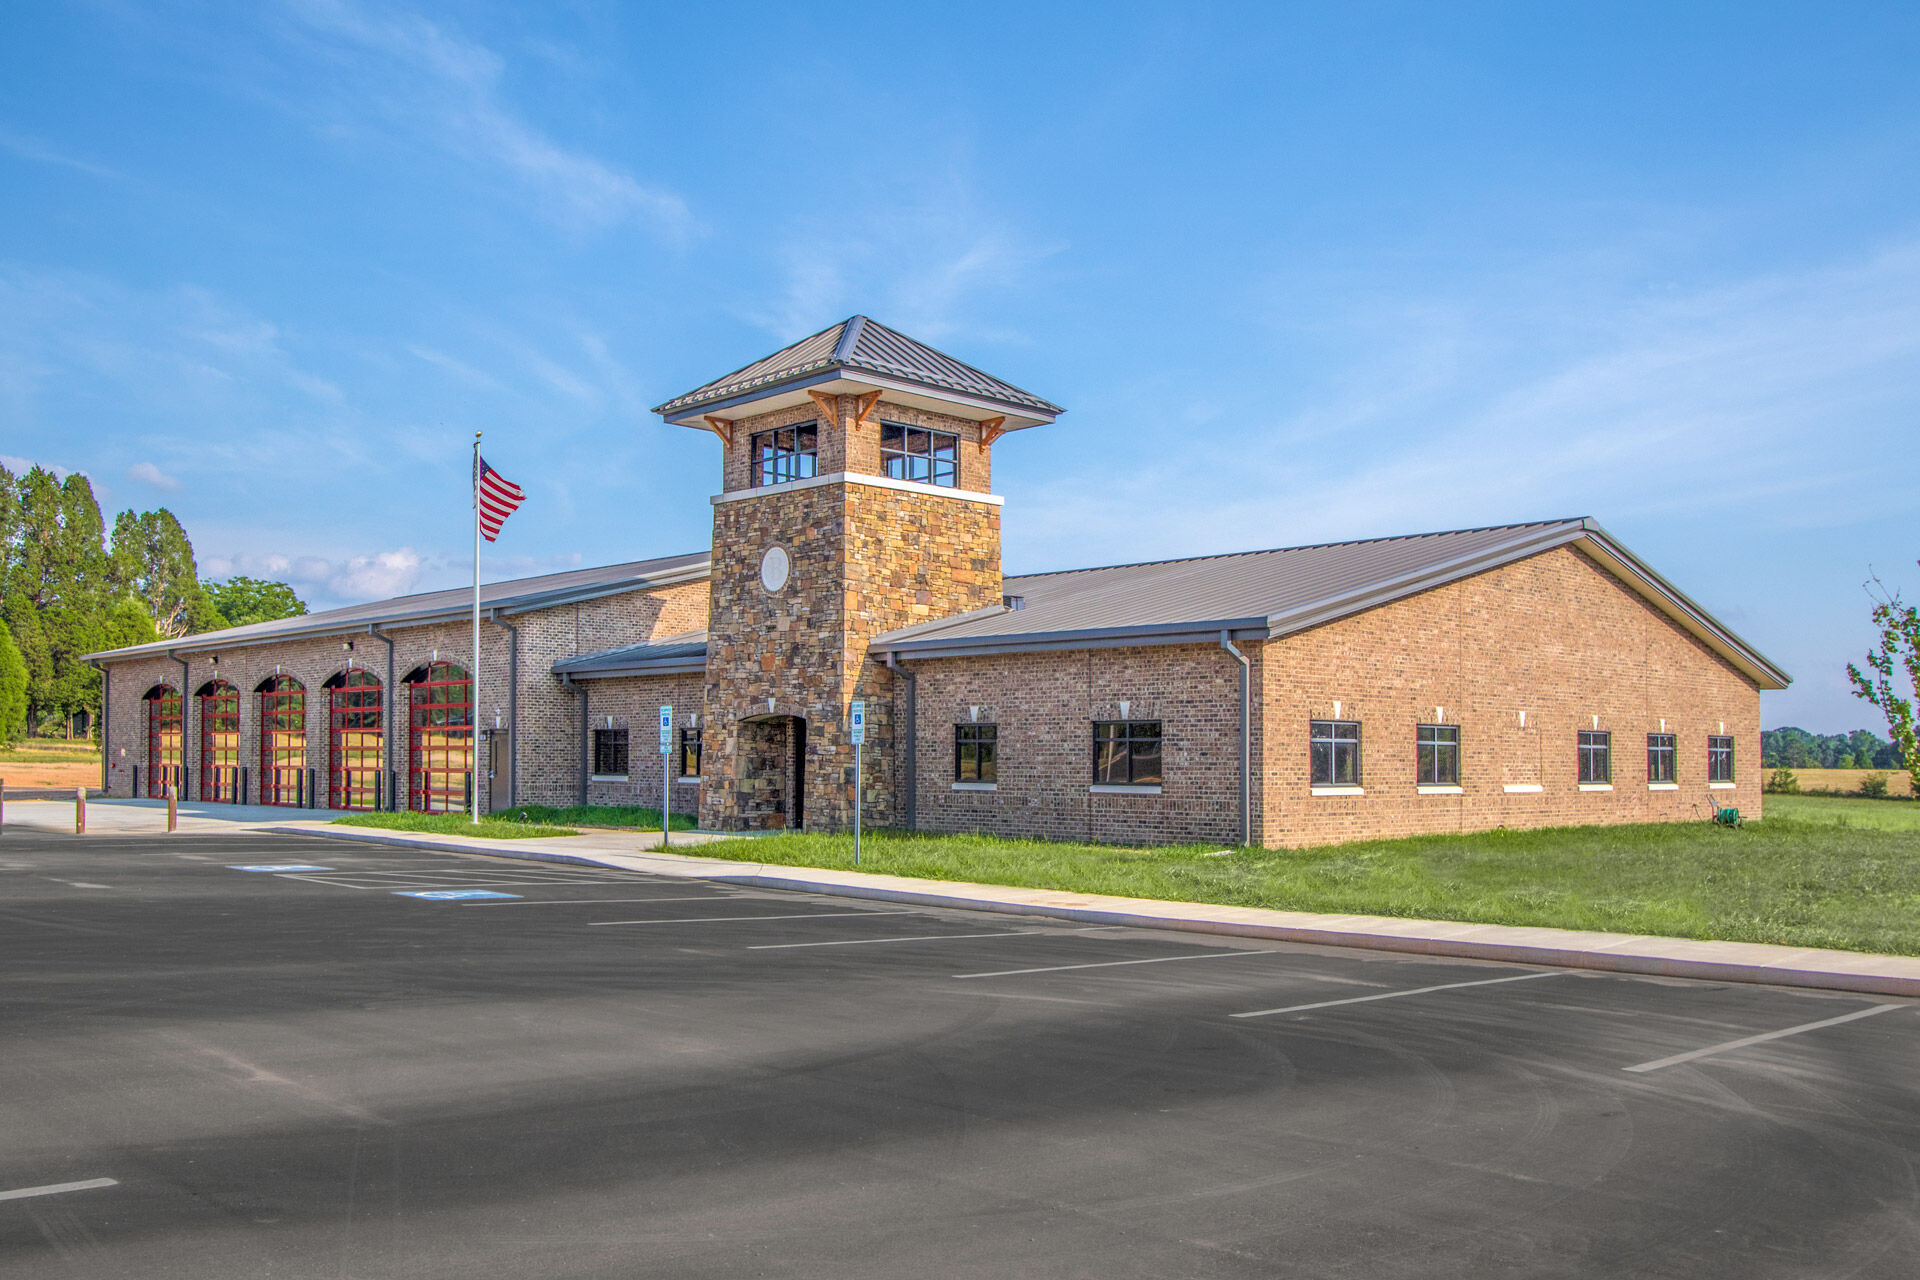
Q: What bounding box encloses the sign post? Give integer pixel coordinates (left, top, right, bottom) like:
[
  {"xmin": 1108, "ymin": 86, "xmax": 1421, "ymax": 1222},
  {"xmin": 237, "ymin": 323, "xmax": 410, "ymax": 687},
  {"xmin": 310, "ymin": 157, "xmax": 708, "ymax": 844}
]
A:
[
  {"xmin": 850, "ymin": 699, "xmax": 865, "ymax": 867},
  {"xmin": 659, "ymin": 706, "xmax": 673, "ymax": 849}
]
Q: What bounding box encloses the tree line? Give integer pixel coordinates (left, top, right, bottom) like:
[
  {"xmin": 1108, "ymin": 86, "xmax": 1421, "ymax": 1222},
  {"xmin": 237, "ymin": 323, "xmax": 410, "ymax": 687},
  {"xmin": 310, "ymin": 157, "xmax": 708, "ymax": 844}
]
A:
[
  {"xmin": 0, "ymin": 464, "xmax": 307, "ymax": 742},
  {"xmin": 1760, "ymin": 726, "xmax": 1902, "ymax": 770}
]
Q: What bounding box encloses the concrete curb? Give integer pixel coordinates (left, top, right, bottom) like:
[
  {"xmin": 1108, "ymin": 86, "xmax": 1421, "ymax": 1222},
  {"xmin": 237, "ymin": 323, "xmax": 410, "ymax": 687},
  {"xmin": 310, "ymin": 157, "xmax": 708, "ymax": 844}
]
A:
[{"xmin": 271, "ymin": 822, "xmax": 1920, "ymax": 1000}]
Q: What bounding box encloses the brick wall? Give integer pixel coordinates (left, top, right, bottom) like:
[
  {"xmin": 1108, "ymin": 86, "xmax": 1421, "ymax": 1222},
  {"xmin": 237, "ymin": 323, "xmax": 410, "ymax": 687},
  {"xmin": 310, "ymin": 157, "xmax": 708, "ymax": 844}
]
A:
[
  {"xmin": 97, "ymin": 578, "xmax": 709, "ymax": 813},
  {"xmin": 569, "ymin": 672, "xmax": 707, "ymax": 815}
]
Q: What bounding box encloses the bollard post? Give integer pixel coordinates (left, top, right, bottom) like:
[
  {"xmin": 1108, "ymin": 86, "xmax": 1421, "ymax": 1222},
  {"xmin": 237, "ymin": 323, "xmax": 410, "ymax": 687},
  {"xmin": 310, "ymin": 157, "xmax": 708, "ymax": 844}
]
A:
[
  {"xmin": 76, "ymin": 786, "xmax": 86, "ymax": 835},
  {"xmin": 166, "ymin": 783, "xmax": 178, "ymax": 832}
]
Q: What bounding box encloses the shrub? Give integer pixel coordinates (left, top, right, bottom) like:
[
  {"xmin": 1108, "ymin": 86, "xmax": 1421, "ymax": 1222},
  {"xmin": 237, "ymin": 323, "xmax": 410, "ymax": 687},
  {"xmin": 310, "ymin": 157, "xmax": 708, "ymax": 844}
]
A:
[
  {"xmin": 1859, "ymin": 772, "xmax": 1891, "ymax": 799},
  {"xmin": 1765, "ymin": 768, "xmax": 1800, "ymax": 794}
]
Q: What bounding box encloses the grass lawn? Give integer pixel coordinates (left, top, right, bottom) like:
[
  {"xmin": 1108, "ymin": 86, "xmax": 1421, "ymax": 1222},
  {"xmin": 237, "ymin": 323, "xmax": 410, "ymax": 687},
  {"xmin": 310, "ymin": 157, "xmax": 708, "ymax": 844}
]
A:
[
  {"xmin": 696, "ymin": 806, "xmax": 1920, "ymax": 956},
  {"xmin": 503, "ymin": 804, "xmax": 697, "ymax": 831},
  {"xmin": 0, "ymin": 744, "xmax": 103, "ymax": 765},
  {"xmin": 332, "ymin": 812, "xmax": 579, "ymax": 839}
]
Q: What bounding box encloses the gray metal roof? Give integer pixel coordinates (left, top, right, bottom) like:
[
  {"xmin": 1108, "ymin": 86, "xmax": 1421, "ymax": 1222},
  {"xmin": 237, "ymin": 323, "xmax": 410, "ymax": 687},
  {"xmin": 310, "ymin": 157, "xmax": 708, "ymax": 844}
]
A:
[
  {"xmin": 873, "ymin": 519, "xmax": 1790, "ymax": 690},
  {"xmin": 652, "ymin": 316, "xmax": 1064, "ymax": 420},
  {"xmin": 86, "ymin": 551, "xmax": 711, "ymax": 664},
  {"xmin": 553, "ymin": 631, "xmax": 709, "ymax": 678}
]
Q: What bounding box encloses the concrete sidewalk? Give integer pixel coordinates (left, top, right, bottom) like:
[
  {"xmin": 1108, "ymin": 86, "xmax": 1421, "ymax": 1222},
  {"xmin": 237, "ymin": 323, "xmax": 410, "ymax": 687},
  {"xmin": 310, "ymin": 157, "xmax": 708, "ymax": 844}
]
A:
[{"xmin": 10, "ymin": 797, "xmax": 1920, "ymax": 999}]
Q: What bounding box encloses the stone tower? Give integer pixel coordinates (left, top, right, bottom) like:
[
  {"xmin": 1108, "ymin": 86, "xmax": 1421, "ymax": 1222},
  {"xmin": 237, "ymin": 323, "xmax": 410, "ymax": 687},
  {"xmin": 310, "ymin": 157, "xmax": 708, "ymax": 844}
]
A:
[{"xmin": 652, "ymin": 317, "xmax": 1062, "ymax": 832}]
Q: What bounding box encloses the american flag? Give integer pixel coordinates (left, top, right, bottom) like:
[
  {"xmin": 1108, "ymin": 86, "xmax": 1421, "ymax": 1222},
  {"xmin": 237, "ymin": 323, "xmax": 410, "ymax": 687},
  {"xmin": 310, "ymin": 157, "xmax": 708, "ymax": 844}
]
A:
[{"xmin": 476, "ymin": 457, "xmax": 525, "ymax": 542}]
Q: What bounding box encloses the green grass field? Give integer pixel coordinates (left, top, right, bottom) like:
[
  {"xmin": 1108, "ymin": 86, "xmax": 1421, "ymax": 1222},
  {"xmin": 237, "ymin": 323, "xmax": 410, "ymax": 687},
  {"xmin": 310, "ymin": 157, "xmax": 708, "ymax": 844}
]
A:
[
  {"xmin": 696, "ymin": 801, "xmax": 1920, "ymax": 956},
  {"xmin": 504, "ymin": 804, "xmax": 697, "ymax": 831},
  {"xmin": 331, "ymin": 812, "xmax": 579, "ymax": 839},
  {"xmin": 0, "ymin": 741, "xmax": 102, "ymax": 764}
]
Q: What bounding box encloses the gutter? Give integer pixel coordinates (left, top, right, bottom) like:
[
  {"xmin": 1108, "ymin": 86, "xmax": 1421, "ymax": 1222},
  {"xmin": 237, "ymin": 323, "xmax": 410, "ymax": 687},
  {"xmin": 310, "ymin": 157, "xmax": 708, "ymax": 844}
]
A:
[
  {"xmin": 886, "ymin": 652, "xmax": 917, "ymax": 831},
  {"xmin": 488, "ymin": 609, "xmax": 519, "ymax": 805},
  {"xmin": 1220, "ymin": 631, "xmax": 1250, "ymax": 847},
  {"xmin": 367, "ymin": 624, "xmax": 395, "ymax": 811}
]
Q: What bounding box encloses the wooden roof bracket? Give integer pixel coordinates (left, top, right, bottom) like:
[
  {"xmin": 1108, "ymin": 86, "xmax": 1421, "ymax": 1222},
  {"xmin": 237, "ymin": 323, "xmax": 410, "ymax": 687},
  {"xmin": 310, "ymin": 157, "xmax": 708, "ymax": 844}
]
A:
[
  {"xmin": 702, "ymin": 415, "xmax": 734, "ymax": 447},
  {"xmin": 853, "ymin": 389, "xmax": 883, "ymax": 428},
  {"xmin": 806, "ymin": 390, "xmax": 839, "ymax": 424},
  {"xmin": 978, "ymin": 416, "xmax": 1007, "ymax": 449}
]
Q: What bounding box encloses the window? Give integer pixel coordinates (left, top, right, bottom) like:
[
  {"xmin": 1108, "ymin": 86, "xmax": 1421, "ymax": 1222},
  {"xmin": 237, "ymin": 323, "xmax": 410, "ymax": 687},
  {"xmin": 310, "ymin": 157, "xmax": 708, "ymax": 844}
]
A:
[
  {"xmin": 881, "ymin": 423, "xmax": 958, "ymax": 487},
  {"xmin": 1647, "ymin": 733, "xmax": 1676, "ymax": 784},
  {"xmin": 1310, "ymin": 720, "xmax": 1362, "ymax": 786},
  {"xmin": 955, "ymin": 724, "xmax": 997, "ymax": 782},
  {"xmin": 1578, "ymin": 730, "xmax": 1611, "ymax": 784},
  {"xmin": 751, "ymin": 423, "xmax": 818, "ymax": 487},
  {"xmin": 593, "ymin": 728, "xmax": 629, "ymax": 777},
  {"xmin": 1417, "ymin": 724, "xmax": 1460, "ymax": 786},
  {"xmin": 1093, "ymin": 721, "xmax": 1162, "ymax": 786},
  {"xmin": 1708, "ymin": 735, "xmax": 1735, "ymax": 783},
  {"xmin": 679, "ymin": 727, "xmax": 702, "ymax": 778}
]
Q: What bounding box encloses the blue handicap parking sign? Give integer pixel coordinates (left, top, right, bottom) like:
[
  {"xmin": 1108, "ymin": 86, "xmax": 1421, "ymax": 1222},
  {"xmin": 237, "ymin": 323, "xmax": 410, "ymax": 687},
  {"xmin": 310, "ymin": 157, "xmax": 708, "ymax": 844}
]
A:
[
  {"xmin": 230, "ymin": 864, "xmax": 332, "ymax": 872},
  {"xmin": 395, "ymin": 890, "xmax": 521, "ymax": 901}
]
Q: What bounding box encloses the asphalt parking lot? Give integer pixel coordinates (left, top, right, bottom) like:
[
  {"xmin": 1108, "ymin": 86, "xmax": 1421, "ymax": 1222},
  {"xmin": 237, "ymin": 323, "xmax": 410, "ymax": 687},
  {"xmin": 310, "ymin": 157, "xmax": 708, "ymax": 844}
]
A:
[{"xmin": 2, "ymin": 829, "xmax": 1916, "ymax": 1279}]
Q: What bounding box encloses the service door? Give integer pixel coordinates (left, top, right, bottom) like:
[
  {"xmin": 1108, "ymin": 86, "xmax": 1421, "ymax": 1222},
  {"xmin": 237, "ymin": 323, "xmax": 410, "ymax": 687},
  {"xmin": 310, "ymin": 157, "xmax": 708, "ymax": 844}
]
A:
[{"xmin": 484, "ymin": 728, "xmax": 511, "ymax": 813}]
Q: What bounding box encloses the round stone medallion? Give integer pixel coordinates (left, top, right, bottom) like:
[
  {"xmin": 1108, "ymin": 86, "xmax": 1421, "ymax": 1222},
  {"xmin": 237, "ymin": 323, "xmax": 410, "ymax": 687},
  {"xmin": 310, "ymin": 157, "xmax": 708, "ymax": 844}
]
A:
[{"xmin": 759, "ymin": 545, "xmax": 791, "ymax": 593}]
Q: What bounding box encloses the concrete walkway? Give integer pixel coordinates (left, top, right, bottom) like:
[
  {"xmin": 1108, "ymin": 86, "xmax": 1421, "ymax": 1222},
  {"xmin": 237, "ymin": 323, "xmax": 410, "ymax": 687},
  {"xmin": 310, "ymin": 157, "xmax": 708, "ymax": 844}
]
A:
[{"xmin": 9, "ymin": 797, "xmax": 1920, "ymax": 999}]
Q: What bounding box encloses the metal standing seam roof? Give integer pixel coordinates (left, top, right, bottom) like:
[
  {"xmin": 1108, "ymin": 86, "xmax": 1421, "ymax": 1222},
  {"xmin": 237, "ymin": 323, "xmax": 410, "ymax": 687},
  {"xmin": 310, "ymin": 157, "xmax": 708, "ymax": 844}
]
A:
[
  {"xmin": 869, "ymin": 519, "xmax": 1791, "ymax": 690},
  {"xmin": 84, "ymin": 551, "xmax": 711, "ymax": 664},
  {"xmin": 553, "ymin": 631, "xmax": 709, "ymax": 677},
  {"xmin": 651, "ymin": 316, "xmax": 1064, "ymax": 419}
]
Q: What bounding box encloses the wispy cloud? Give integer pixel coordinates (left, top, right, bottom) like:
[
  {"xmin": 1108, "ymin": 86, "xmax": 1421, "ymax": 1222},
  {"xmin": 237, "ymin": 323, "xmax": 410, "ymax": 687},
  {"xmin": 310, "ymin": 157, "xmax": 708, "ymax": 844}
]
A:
[
  {"xmin": 127, "ymin": 461, "xmax": 180, "ymax": 490},
  {"xmin": 277, "ymin": 0, "xmax": 693, "ymax": 238},
  {"xmin": 0, "ymin": 127, "xmax": 127, "ymax": 181}
]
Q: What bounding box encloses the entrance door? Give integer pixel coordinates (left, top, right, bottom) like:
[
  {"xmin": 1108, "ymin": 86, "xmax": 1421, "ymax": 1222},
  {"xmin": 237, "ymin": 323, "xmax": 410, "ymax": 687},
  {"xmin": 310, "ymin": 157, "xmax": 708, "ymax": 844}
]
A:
[{"xmin": 483, "ymin": 728, "xmax": 511, "ymax": 812}]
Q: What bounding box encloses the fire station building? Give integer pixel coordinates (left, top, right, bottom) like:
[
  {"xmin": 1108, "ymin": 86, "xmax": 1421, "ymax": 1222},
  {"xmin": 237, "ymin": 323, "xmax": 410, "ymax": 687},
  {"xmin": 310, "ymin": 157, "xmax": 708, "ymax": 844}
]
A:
[{"xmin": 87, "ymin": 317, "xmax": 1789, "ymax": 847}]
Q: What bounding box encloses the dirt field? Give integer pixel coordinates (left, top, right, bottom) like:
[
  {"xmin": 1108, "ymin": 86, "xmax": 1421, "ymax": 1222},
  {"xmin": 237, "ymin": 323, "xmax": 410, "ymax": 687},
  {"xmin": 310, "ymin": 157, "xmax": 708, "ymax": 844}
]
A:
[
  {"xmin": 0, "ymin": 761, "xmax": 102, "ymax": 790},
  {"xmin": 1777, "ymin": 767, "xmax": 1914, "ymax": 796}
]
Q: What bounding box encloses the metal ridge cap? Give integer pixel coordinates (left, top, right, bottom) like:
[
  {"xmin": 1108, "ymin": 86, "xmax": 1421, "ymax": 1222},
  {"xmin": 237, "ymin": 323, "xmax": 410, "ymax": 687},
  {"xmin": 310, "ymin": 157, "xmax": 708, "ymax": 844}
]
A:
[
  {"xmin": 1262, "ymin": 522, "xmax": 1590, "ymax": 636},
  {"xmin": 874, "ymin": 615, "xmax": 1272, "ymax": 654}
]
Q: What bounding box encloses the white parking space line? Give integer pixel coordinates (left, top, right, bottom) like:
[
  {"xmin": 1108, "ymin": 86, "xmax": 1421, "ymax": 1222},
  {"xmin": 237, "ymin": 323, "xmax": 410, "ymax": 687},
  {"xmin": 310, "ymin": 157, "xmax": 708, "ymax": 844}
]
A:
[
  {"xmin": 0, "ymin": 1177, "xmax": 118, "ymax": 1203},
  {"xmin": 461, "ymin": 895, "xmax": 745, "ymax": 907},
  {"xmin": 750, "ymin": 929, "xmax": 1041, "ymax": 950},
  {"xmin": 1231, "ymin": 970, "xmax": 1561, "ymax": 1018},
  {"xmin": 590, "ymin": 910, "xmax": 920, "ymax": 927},
  {"xmin": 954, "ymin": 949, "xmax": 1278, "ymax": 980},
  {"xmin": 1623, "ymin": 1003, "xmax": 1907, "ymax": 1073}
]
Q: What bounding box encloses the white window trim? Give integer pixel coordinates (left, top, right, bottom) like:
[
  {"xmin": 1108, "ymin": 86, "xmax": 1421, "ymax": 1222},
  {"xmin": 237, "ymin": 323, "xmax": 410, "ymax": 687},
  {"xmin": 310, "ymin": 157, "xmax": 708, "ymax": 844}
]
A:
[
  {"xmin": 1417, "ymin": 785, "xmax": 1464, "ymax": 795},
  {"xmin": 1503, "ymin": 783, "xmax": 1544, "ymax": 794},
  {"xmin": 589, "ymin": 774, "xmax": 629, "ymax": 783},
  {"xmin": 1310, "ymin": 785, "xmax": 1365, "ymax": 797},
  {"xmin": 951, "ymin": 781, "xmax": 997, "ymax": 792},
  {"xmin": 1090, "ymin": 783, "xmax": 1161, "ymax": 795},
  {"xmin": 1708, "ymin": 781, "xmax": 1737, "ymax": 790},
  {"xmin": 713, "ymin": 470, "xmax": 1003, "ymax": 508},
  {"xmin": 1647, "ymin": 782, "xmax": 1679, "ymax": 791},
  {"xmin": 1578, "ymin": 783, "xmax": 1614, "ymax": 792}
]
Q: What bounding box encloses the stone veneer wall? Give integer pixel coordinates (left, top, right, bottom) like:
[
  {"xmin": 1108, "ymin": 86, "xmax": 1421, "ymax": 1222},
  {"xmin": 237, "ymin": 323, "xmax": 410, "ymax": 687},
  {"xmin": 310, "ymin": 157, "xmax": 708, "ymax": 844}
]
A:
[
  {"xmin": 700, "ymin": 476, "xmax": 1002, "ymax": 832},
  {"xmin": 98, "ymin": 579, "xmax": 708, "ymax": 813}
]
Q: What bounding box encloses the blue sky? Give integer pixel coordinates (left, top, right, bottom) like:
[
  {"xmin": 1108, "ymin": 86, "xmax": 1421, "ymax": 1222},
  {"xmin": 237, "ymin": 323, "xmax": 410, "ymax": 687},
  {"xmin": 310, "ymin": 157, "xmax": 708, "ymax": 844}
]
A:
[{"xmin": 3, "ymin": 1, "xmax": 1918, "ymax": 733}]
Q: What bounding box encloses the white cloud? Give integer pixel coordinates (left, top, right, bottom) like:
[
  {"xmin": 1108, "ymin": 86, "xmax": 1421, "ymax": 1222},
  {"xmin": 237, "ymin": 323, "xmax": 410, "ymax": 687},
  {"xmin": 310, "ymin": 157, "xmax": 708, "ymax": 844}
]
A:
[
  {"xmin": 204, "ymin": 546, "xmax": 426, "ymax": 604},
  {"xmin": 279, "ymin": 0, "xmax": 692, "ymax": 237},
  {"xmin": 0, "ymin": 128, "xmax": 127, "ymax": 182},
  {"xmin": 127, "ymin": 461, "xmax": 180, "ymax": 490},
  {"xmin": 0, "ymin": 453, "xmax": 79, "ymax": 480}
]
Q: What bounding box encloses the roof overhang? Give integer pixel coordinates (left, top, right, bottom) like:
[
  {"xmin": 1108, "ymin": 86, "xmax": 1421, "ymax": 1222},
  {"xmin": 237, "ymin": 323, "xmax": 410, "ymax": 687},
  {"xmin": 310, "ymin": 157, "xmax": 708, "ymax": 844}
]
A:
[
  {"xmin": 553, "ymin": 655, "xmax": 709, "ymax": 679},
  {"xmin": 659, "ymin": 369, "xmax": 1057, "ymax": 432}
]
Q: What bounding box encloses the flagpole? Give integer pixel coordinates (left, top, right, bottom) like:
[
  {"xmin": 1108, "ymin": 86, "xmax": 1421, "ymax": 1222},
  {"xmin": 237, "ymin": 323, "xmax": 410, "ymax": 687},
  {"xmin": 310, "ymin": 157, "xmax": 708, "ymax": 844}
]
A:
[{"xmin": 472, "ymin": 431, "xmax": 482, "ymax": 825}]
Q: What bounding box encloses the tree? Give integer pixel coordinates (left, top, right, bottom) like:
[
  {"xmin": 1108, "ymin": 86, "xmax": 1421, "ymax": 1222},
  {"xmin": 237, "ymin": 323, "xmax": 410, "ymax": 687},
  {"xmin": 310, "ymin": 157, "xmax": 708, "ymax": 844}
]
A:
[
  {"xmin": 108, "ymin": 508, "xmax": 204, "ymax": 638},
  {"xmin": 204, "ymin": 576, "xmax": 307, "ymax": 629},
  {"xmin": 1847, "ymin": 566, "xmax": 1920, "ymax": 797},
  {"xmin": 0, "ymin": 621, "xmax": 27, "ymax": 744}
]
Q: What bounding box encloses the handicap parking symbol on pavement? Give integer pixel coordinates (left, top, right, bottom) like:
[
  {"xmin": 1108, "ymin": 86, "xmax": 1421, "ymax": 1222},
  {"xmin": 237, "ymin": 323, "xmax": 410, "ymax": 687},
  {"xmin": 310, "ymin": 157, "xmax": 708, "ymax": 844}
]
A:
[
  {"xmin": 230, "ymin": 864, "xmax": 333, "ymax": 872},
  {"xmin": 395, "ymin": 890, "xmax": 522, "ymax": 901}
]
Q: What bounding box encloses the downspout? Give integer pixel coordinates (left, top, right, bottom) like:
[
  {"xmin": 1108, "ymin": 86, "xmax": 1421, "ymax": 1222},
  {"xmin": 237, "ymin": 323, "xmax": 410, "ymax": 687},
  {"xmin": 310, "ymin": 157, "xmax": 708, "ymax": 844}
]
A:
[
  {"xmin": 367, "ymin": 625, "xmax": 395, "ymax": 810},
  {"xmin": 562, "ymin": 672, "xmax": 588, "ymax": 806},
  {"xmin": 87, "ymin": 659, "xmax": 108, "ymax": 793},
  {"xmin": 488, "ymin": 609, "xmax": 519, "ymax": 806},
  {"xmin": 168, "ymin": 649, "xmax": 191, "ymax": 799},
  {"xmin": 1220, "ymin": 631, "xmax": 1250, "ymax": 847},
  {"xmin": 885, "ymin": 651, "xmax": 917, "ymax": 831}
]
